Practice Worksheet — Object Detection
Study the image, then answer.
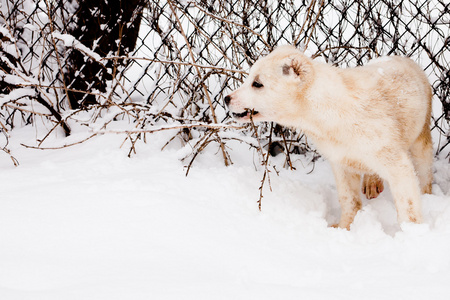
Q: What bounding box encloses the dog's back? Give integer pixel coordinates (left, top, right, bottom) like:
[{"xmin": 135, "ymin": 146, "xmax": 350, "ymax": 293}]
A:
[{"xmin": 308, "ymin": 56, "xmax": 431, "ymax": 153}]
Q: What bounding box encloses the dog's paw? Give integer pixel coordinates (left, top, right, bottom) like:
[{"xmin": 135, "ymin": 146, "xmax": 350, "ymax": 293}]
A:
[
  {"xmin": 331, "ymin": 223, "xmax": 350, "ymax": 230},
  {"xmin": 362, "ymin": 174, "xmax": 384, "ymax": 199}
]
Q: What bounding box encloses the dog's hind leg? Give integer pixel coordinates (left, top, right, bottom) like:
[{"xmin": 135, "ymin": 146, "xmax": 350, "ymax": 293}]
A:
[
  {"xmin": 332, "ymin": 164, "xmax": 362, "ymax": 230},
  {"xmin": 362, "ymin": 173, "xmax": 384, "ymax": 199},
  {"xmin": 410, "ymin": 125, "xmax": 433, "ymax": 194}
]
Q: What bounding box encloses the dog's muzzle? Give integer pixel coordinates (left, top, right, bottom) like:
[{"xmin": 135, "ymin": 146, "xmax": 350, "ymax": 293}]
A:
[{"xmin": 225, "ymin": 95, "xmax": 259, "ymax": 120}]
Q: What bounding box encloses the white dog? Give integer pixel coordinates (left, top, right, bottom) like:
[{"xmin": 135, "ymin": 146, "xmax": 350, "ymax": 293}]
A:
[{"xmin": 225, "ymin": 45, "xmax": 433, "ymax": 229}]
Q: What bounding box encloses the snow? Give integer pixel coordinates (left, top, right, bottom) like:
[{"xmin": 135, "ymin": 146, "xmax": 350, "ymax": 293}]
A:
[
  {"xmin": 52, "ymin": 32, "xmax": 103, "ymax": 62},
  {"xmin": 1, "ymin": 125, "xmax": 450, "ymax": 299}
]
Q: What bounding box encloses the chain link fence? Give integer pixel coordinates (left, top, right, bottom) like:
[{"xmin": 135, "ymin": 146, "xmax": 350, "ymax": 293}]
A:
[{"xmin": 1, "ymin": 0, "xmax": 449, "ymax": 166}]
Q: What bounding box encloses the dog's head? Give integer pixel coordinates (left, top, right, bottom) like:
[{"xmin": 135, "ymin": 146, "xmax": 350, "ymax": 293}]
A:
[{"xmin": 225, "ymin": 45, "xmax": 314, "ymax": 125}]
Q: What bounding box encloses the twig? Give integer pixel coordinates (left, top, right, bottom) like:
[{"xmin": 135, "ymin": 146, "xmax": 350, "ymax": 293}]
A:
[
  {"xmin": 101, "ymin": 123, "xmax": 245, "ymax": 135},
  {"xmin": 280, "ymin": 129, "xmax": 295, "ymax": 170},
  {"xmin": 43, "ymin": 0, "xmax": 72, "ymax": 112},
  {"xmin": 21, "ymin": 132, "xmax": 100, "ymax": 150},
  {"xmin": 312, "ymin": 46, "xmax": 378, "ymax": 59},
  {"xmin": 184, "ymin": 129, "xmax": 217, "ymax": 176},
  {"xmin": 304, "ymin": 0, "xmax": 325, "ymax": 49},
  {"xmin": 294, "ymin": 0, "xmax": 317, "ymax": 46},
  {"xmin": 249, "ymin": 115, "xmax": 273, "ymax": 211},
  {"xmin": 101, "ymin": 56, "xmax": 248, "ymax": 75},
  {"xmin": 0, "ymin": 130, "xmax": 19, "ymax": 167},
  {"xmin": 35, "ymin": 91, "xmax": 71, "ymax": 137},
  {"xmin": 189, "ymin": 1, "xmax": 271, "ymax": 49},
  {"xmin": 167, "ymin": 0, "xmax": 231, "ymax": 167}
]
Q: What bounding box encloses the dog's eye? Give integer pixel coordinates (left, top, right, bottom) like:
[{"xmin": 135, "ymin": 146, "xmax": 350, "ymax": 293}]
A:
[{"xmin": 252, "ymin": 81, "xmax": 263, "ymax": 88}]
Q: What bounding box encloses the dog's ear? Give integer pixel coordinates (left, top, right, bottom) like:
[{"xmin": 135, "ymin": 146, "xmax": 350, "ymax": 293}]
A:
[{"xmin": 282, "ymin": 55, "xmax": 312, "ymax": 80}]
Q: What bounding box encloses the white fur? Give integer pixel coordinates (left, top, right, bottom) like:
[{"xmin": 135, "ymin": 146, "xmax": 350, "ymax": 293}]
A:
[{"xmin": 226, "ymin": 45, "xmax": 433, "ymax": 229}]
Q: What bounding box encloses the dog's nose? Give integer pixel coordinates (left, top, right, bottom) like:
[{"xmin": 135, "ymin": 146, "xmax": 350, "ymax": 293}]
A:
[{"xmin": 224, "ymin": 95, "xmax": 231, "ymax": 106}]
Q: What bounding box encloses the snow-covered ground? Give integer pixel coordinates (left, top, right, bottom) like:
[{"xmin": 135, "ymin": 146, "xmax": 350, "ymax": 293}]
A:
[{"xmin": 1, "ymin": 126, "xmax": 450, "ymax": 300}]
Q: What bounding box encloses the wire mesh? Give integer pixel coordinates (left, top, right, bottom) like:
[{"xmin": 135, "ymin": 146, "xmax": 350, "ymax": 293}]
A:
[{"xmin": 0, "ymin": 0, "xmax": 449, "ymax": 164}]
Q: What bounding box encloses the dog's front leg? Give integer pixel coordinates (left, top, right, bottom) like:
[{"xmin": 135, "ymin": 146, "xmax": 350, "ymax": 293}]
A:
[
  {"xmin": 331, "ymin": 164, "xmax": 362, "ymax": 230},
  {"xmin": 381, "ymin": 151, "xmax": 423, "ymax": 224}
]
